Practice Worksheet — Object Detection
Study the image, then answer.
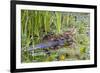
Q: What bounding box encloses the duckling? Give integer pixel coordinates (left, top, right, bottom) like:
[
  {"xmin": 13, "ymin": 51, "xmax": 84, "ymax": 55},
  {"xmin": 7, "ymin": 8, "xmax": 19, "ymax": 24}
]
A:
[{"xmin": 59, "ymin": 54, "xmax": 65, "ymax": 61}]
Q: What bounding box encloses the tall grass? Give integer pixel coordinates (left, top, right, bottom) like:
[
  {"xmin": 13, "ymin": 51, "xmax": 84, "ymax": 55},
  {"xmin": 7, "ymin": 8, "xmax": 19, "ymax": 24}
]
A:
[
  {"xmin": 44, "ymin": 11, "xmax": 50, "ymax": 34},
  {"xmin": 55, "ymin": 12, "xmax": 61, "ymax": 34}
]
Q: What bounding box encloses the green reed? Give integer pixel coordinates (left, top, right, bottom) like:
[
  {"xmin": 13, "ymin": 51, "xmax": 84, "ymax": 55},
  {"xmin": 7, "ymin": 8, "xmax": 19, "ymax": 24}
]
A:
[{"xmin": 55, "ymin": 12, "xmax": 61, "ymax": 34}]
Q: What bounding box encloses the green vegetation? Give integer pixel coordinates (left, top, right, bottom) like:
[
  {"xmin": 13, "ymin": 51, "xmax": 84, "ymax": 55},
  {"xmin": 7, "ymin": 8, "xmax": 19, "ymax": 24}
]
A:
[
  {"xmin": 55, "ymin": 12, "xmax": 61, "ymax": 34},
  {"xmin": 21, "ymin": 10, "xmax": 90, "ymax": 63}
]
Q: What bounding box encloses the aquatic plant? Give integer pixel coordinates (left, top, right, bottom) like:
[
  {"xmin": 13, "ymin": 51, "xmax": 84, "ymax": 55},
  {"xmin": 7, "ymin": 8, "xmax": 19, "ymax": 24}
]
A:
[{"xmin": 55, "ymin": 12, "xmax": 61, "ymax": 34}]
